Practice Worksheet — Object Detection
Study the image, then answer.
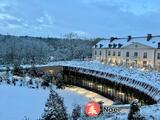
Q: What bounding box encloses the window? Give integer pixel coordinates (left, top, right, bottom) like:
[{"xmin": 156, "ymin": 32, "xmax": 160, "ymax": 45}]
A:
[
  {"xmin": 143, "ymin": 52, "xmax": 147, "ymax": 58},
  {"xmin": 95, "ymin": 51, "xmax": 97, "ymax": 55},
  {"xmin": 108, "ymin": 51, "xmax": 111, "ymax": 56},
  {"xmin": 134, "ymin": 52, "xmax": 138, "ymax": 57},
  {"xmin": 126, "ymin": 52, "xmax": 129, "ymax": 57},
  {"xmin": 99, "ymin": 51, "xmax": 102, "ymax": 56},
  {"xmin": 118, "ymin": 51, "xmax": 121, "ymax": 56},
  {"xmin": 158, "ymin": 53, "xmax": 160, "ymax": 59},
  {"xmin": 113, "ymin": 51, "xmax": 116, "ymax": 56}
]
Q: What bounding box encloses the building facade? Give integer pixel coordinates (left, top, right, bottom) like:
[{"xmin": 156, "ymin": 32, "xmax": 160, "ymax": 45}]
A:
[{"xmin": 92, "ymin": 35, "xmax": 160, "ymax": 70}]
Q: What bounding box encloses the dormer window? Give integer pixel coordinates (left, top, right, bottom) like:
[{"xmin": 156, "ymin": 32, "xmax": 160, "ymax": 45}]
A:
[
  {"xmin": 118, "ymin": 43, "xmax": 122, "ymax": 48},
  {"xmin": 99, "ymin": 44, "xmax": 103, "ymax": 48},
  {"xmin": 158, "ymin": 42, "xmax": 160, "ymax": 48},
  {"xmin": 108, "ymin": 44, "xmax": 112, "ymax": 48},
  {"xmin": 113, "ymin": 44, "xmax": 117, "ymax": 48}
]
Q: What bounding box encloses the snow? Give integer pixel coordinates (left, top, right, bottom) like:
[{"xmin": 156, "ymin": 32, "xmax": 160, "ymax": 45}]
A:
[
  {"xmin": 55, "ymin": 87, "xmax": 89, "ymax": 114},
  {"xmin": 107, "ymin": 104, "xmax": 160, "ymax": 120},
  {"xmin": 39, "ymin": 61, "xmax": 160, "ymax": 86},
  {"xmin": 92, "ymin": 40, "xmax": 110, "ymax": 48},
  {"xmin": 0, "ymin": 72, "xmax": 115, "ymax": 120},
  {"xmin": 0, "ymin": 85, "xmax": 49, "ymax": 120},
  {"xmin": 122, "ymin": 37, "xmax": 160, "ymax": 48},
  {"xmin": 140, "ymin": 104, "xmax": 160, "ymax": 119}
]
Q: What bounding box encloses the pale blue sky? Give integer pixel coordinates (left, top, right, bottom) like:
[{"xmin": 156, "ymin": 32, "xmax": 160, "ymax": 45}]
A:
[{"xmin": 0, "ymin": 0, "xmax": 160, "ymax": 38}]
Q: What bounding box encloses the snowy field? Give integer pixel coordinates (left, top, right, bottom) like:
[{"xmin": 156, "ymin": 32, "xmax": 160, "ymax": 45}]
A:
[
  {"xmin": 0, "ymin": 84, "xmax": 90, "ymax": 120},
  {"xmin": 0, "ymin": 85, "xmax": 49, "ymax": 120},
  {"xmin": 0, "ymin": 72, "xmax": 114, "ymax": 120},
  {"xmin": 1, "ymin": 61, "xmax": 160, "ymax": 119}
]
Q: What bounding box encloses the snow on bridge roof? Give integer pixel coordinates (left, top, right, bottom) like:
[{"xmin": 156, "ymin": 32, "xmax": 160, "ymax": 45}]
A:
[
  {"xmin": 20, "ymin": 61, "xmax": 160, "ymax": 101},
  {"xmin": 40, "ymin": 61, "xmax": 160, "ymax": 87}
]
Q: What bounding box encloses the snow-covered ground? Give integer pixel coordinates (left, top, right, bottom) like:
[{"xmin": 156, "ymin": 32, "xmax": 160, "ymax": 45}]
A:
[
  {"xmin": 0, "ymin": 72, "xmax": 114, "ymax": 120},
  {"xmin": 0, "ymin": 84, "xmax": 94, "ymax": 120},
  {"xmin": 0, "ymin": 85, "xmax": 49, "ymax": 120},
  {"xmin": 1, "ymin": 61, "xmax": 160, "ymax": 119}
]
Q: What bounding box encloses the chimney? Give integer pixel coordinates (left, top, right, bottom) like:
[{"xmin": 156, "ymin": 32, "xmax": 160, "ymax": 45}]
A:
[
  {"xmin": 147, "ymin": 34, "xmax": 152, "ymax": 41},
  {"xmin": 110, "ymin": 37, "xmax": 117, "ymax": 43},
  {"xmin": 127, "ymin": 35, "xmax": 132, "ymax": 42}
]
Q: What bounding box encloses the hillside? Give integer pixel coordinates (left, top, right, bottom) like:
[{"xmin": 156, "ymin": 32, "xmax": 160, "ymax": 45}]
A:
[{"xmin": 0, "ymin": 34, "xmax": 100, "ymax": 65}]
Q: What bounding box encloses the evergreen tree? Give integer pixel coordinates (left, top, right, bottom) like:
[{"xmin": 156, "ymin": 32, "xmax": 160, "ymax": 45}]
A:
[
  {"xmin": 72, "ymin": 104, "xmax": 81, "ymax": 120},
  {"xmin": 12, "ymin": 63, "xmax": 23, "ymax": 76},
  {"xmin": 128, "ymin": 99, "xmax": 145, "ymax": 120},
  {"xmin": 41, "ymin": 89, "xmax": 68, "ymax": 120}
]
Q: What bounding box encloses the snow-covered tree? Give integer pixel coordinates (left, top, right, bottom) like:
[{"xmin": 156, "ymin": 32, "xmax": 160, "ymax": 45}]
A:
[
  {"xmin": 41, "ymin": 89, "xmax": 68, "ymax": 120},
  {"xmin": 72, "ymin": 104, "xmax": 81, "ymax": 120},
  {"xmin": 128, "ymin": 99, "xmax": 145, "ymax": 120}
]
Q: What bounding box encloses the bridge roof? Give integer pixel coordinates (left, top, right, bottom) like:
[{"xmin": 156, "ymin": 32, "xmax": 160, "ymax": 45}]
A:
[
  {"xmin": 37, "ymin": 61, "xmax": 160, "ymax": 87},
  {"xmin": 21, "ymin": 61, "xmax": 160, "ymax": 101}
]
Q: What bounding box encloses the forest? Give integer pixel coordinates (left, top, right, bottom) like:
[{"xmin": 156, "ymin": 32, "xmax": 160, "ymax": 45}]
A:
[{"xmin": 0, "ymin": 33, "xmax": 101, "ymax": 65}]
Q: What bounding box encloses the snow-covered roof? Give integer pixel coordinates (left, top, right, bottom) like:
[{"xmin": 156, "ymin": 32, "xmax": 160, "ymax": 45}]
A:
[
  {"xmin": 93, "ymin": 36, "xmax": 160, "ymax": 49},
  {"xmin": 122, "ymin": 37, "xmax": 160, "ymax": 48},
  {"xmin": 92, "ymin": 40, "xmax": 110, "ymax": 49}
]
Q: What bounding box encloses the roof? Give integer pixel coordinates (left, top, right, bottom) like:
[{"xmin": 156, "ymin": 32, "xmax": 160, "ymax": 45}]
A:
[{"xmin": 93, "ymin": 36, "xmax": 160, "ymax": 49}]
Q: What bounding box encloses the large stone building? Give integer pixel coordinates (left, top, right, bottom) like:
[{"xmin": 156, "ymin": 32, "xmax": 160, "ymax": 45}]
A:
[{"xmin": 92, "ymin": 34, "xmax": 160, "ymax": 70}]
